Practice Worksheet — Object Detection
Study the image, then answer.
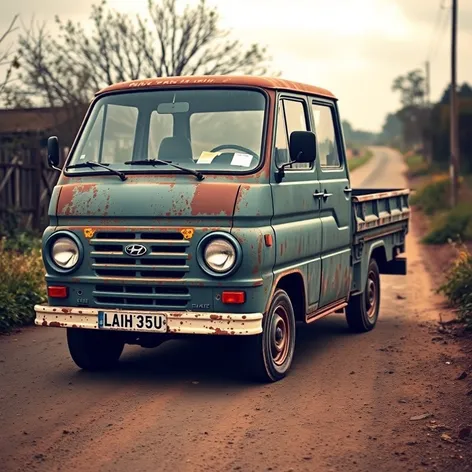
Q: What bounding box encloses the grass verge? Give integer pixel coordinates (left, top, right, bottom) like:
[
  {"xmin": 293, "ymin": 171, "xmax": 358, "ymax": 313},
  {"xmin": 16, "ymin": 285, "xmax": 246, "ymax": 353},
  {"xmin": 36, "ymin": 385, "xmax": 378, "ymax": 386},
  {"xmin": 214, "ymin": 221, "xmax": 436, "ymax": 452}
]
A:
[
  {"xmin": 0, "ymin": 236, "xmax": 46, "ymax": 333},
  {"xmin": 439, "ymin": 244, "xmax": 472, "ymax": 329},
  {"xmin": 348, "ymin": 150, "xmax": 373, "ymax": 172}
]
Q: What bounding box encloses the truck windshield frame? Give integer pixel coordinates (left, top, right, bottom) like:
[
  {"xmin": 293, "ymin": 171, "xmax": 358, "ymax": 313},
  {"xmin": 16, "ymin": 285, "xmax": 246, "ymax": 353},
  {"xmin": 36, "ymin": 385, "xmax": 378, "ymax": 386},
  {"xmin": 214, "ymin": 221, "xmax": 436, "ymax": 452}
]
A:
[{"xmin": 64, "ymin": 87, "xmax": 269, "ymax": 178}]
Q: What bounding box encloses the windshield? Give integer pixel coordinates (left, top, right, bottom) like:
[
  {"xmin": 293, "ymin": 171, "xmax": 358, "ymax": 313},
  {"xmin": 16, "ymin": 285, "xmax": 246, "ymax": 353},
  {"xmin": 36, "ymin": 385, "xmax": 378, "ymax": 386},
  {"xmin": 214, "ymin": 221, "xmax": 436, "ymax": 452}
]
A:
[{"xmin": 67, "ymin": 88, "xmax": 266, "ymax": 174}]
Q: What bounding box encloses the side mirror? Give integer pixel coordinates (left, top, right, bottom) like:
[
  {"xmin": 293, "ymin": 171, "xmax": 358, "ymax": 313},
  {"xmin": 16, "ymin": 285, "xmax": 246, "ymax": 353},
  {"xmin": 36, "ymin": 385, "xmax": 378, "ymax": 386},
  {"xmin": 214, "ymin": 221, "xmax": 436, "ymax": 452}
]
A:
[
  {"xmin": 289, "ymin": 131, "xmax": 317, "ymax": 163},
  {"xmin": 47, "ymin": 136, "xmax": 61, "ymax": 171}
]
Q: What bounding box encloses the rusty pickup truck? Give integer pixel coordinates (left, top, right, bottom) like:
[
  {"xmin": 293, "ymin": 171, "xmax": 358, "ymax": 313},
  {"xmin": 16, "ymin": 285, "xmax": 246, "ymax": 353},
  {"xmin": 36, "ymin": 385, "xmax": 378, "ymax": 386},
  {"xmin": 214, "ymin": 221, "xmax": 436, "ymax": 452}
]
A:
[{"xmin": 35, "ymin": 76, "xmax": 410, "ymax": 382}]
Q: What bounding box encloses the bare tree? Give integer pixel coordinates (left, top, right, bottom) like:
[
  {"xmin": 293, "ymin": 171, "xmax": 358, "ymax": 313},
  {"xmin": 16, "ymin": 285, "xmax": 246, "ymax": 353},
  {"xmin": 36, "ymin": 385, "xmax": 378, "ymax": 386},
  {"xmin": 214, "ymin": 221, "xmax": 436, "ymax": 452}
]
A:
[
  {"xmin": 6, "ymin": 0, "xmax": 274, "ymax": 109},
  {"xmin": 0, "ymin": 15, "xmax": 20, "ymax": 95}
]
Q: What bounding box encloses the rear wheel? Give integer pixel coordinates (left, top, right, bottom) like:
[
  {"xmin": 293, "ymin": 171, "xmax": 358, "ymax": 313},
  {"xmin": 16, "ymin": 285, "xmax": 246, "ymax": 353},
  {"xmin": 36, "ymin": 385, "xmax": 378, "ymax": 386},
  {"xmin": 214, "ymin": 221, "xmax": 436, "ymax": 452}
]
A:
[
  {"xmin": 346, "ymin": 258, "xmax": 380, "ymax": 333},
  {"xmin": 67, "ymin": 328, "xmax": 124, "ymax": 371},
  {"xmin": 244, "ymin": 289, "xmax": 296, "ymax": 382}
]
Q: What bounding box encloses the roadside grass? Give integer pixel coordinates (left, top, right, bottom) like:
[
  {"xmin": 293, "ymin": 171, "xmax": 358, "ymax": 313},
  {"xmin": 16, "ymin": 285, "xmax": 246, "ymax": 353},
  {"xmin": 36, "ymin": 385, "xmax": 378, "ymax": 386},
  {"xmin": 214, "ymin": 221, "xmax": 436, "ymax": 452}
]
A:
[
  {"xmin": 439, "ymin": 244, "xmax": 472, "ymax": 329},
  {"xmin": 404, "ymin": 153, "xmax": 431, "ymax": 177},
  {"xmin": 406, "ymin": 151, "xmax": 472, "ymax": 326},
  {"xmin": 0, "ymin": 235, "xmax": 46, "ymax": 333},
  {"xmin": 348, "ymin": 149, "xmax": 373, "ymax": 172}
]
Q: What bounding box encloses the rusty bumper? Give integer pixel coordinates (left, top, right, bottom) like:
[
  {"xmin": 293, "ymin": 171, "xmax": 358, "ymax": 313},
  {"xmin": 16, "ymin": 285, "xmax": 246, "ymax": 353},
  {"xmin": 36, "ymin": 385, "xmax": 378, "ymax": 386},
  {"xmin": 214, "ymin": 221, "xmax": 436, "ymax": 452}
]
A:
[{"xmin": 34, "ymin": 305, "xmax": 263, "ymax": 335}]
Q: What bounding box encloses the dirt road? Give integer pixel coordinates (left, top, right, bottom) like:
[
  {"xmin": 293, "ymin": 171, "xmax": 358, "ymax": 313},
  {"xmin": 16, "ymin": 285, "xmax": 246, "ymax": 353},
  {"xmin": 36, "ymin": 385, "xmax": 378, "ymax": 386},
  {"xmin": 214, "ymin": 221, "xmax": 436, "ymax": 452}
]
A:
[{"xmin": 1, "ymin": 147, "xmax": 471, "ymax": 472}]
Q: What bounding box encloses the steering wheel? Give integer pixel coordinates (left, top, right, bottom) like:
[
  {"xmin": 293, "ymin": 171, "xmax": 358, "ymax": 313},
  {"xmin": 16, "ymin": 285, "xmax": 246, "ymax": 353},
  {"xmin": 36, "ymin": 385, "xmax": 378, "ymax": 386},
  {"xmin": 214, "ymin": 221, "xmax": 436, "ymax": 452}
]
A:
[{"xmin": 209, "ymin": 144, "xmax": 259, "ymax": 159}]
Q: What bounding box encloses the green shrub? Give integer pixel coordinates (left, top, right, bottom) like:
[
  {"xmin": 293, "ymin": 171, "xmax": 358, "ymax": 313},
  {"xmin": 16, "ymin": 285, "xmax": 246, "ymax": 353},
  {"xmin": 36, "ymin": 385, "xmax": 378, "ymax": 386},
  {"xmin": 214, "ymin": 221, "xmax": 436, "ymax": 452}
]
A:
[
  {"xmin": 0, "ymin": 238, "xmax": 46, "ymax": 332},
  {"xmin": 423, "ymin": 204, "xmax": 472, "ymax": 244},
  {"xmin": 348, "ymin": 150, "xmax": 373, "ymax": 172},
  {"xmin": 439, "ymin": 245, "xmax": 472, "ymax": 328},
  {"xmin": 410, "ymin": 177, "xmax": 450, "ymax": 216},
  {"xmin": 405, "ymin": 154, "xmax": 431, "ymax": 177}
]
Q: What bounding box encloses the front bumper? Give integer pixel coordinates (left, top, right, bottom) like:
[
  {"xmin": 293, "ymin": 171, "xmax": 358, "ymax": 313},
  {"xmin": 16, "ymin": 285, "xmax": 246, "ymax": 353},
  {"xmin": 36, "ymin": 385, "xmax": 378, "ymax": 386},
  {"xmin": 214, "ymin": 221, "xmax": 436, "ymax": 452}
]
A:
[{"xmin": 34, "ymin": 305, "xmax": 263, "ymax": 335}]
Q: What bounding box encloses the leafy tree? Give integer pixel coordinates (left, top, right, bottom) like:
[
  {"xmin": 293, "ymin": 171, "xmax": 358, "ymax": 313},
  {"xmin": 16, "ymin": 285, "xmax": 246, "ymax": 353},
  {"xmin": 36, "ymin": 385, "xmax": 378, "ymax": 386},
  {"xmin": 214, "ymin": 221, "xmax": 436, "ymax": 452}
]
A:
[
  {"xmin": 0, "ymin": 15, "xmax": 19, "ymax": 95},
  {"xmin": 392, "ymin": 69, "xmax": 425, "ymax": 107},
  {"xmin": 6, "ymin": 0, "xmax": 274, "ymax": 109}
]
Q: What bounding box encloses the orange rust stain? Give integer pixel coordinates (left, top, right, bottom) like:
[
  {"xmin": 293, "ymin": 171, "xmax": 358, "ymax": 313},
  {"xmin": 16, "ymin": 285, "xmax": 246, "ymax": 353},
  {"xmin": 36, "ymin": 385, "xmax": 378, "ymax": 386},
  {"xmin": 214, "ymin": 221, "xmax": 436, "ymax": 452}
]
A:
[
  {"xmin": 49, "ymin": 322, "xmax": 61, "ymax": 327},
  {"xmin": 97, "ymin": 76, "xmax": 336, "ymax": 100},
  {"xmin": 210, "ymin": 314, "xmax": 223, "ymax": 320},
  {"xmin": 57, "ymin": 183, "xmax": 98, "ymax": 215},
  {"xmin": 61, "ymin": 308, "xmax": 71, "ymax": 314},
  {"xmin": 234, "ymin": 184, "xmax": 251, "ymax": 213},
  {"xmin": 190, "ymin": 183, "xmax": 239, "ymax": 216},
  {"xmin": 214, "ymin": 327, "xmax": 229, "ymax": 335}
]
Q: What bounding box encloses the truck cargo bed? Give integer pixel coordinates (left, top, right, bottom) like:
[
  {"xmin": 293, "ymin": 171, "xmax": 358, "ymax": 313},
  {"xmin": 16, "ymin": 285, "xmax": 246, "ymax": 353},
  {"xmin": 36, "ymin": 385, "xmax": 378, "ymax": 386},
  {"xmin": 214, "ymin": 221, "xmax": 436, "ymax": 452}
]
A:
[{"xmin": 352, "ymin": 188, "xmax": 410, "ymax": 243}]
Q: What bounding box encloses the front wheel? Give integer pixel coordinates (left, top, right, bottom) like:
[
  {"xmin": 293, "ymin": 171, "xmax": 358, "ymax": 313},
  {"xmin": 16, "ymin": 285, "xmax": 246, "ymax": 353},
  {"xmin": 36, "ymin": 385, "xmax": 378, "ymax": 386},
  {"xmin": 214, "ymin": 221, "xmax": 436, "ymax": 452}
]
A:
[
  {"xmin": 244, "ymin": 289, "xmax": 296, "ymax": 382},
  {"xmin": 67, "ymin": 328, "xmax": 125, "ymax": 371},
  {"xmin": 346, "ymin": 258, "xmax": 380, "ymax": 332}
]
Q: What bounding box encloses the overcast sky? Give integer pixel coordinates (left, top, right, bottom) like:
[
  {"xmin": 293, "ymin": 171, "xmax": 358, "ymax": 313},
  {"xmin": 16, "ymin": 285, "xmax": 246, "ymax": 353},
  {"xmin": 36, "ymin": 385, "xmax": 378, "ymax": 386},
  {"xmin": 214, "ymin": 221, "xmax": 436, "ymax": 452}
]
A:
[{"xmin": 1, "ymin": 0, "xmax": 471, "ymax": 131}]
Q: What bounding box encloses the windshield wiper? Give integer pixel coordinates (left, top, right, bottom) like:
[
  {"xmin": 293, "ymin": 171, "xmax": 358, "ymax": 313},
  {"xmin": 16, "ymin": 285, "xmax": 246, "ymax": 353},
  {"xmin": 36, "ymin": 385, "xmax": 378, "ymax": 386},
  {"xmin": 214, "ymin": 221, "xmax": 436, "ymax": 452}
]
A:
[
  {"xmin": 124, "ymin": 159, "xmax": 204, "ymax": 181},
  {"xmin": 66, "ymin": 161, "xmax": 127, "ymax": 181}
]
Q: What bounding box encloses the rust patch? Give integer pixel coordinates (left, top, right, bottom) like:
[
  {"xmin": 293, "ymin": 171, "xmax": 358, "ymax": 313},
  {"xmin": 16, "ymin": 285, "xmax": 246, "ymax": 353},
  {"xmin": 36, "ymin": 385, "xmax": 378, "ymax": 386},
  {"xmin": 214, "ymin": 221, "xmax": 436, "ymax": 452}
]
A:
[
  {"xmin": 48, "ymin": 322, "xmax": 62, "ymax": 328},
  {"xmin": 234, "ymin": 184, "xmax": 251, "ymax": 213},
  {"xmin": 42, "ymin": 320, "xmax": 48, "ymax": 326},
  {"xmin": 61, "ymin": 308, "xmax": 71, "ymax": 314},
  {"xmin": 57, "ymin": 183, "xmax": 98, "ymax": 216},
  {"xmin": 210, "ymin": 314, "xmax": 223, "ymax": 320},
  {"xmin": 190, "ymin": 183, "xmax": 239, "ymax": 216},
  {"xmin": 214, "ymin": 327, "xmax": 229, "ymax": 335}
]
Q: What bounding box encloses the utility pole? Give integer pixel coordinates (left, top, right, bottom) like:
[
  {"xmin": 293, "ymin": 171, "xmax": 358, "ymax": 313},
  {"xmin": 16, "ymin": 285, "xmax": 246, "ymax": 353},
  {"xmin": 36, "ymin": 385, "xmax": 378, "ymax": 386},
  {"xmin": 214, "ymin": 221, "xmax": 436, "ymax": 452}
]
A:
[
  {"xmin": 425, "ymin": 60, "xmax": 431, "ymax": 106},
  {"xmin": 424, "ymin": 60, "xmax": 432, "ymax": 164},
  {"xmin": 450, "ymin": 0, "xmax": 459, "ymax": 207}
]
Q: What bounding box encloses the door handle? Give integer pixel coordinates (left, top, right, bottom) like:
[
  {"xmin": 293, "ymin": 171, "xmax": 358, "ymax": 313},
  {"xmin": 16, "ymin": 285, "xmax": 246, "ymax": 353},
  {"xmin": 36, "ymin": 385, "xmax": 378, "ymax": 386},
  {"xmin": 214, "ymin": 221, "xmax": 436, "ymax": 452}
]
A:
[
  {"xmin": 344, "ymin": 187, "xmax": 353, "ymax": 194},
  {"xmin": 314, "ymin": 191, "xmax": 332, "ymax": 201}
]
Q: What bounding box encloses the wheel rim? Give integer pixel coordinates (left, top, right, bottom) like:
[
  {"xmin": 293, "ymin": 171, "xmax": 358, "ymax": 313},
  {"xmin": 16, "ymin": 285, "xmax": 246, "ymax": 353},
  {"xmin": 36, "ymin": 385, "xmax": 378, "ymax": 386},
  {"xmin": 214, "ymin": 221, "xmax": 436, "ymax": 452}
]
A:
[
  {"xmin": 365, "ymin": 270, "xmax": 378, "ymax": 320},
  {"xmin": 270, "ymin": 304, "xmax": 291, "ymax": 366}
]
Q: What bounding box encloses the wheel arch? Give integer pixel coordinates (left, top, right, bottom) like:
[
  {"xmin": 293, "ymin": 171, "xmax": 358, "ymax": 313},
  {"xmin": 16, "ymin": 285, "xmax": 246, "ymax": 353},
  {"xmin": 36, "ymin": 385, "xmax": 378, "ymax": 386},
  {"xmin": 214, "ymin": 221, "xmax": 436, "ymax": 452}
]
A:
[
  {"xmin": 352, "ymin": 241, "xmax": 386, "ymax": 296},
  {"xmin": 272, "ymin": 271, "xmax": 307, "ymax": 323}
]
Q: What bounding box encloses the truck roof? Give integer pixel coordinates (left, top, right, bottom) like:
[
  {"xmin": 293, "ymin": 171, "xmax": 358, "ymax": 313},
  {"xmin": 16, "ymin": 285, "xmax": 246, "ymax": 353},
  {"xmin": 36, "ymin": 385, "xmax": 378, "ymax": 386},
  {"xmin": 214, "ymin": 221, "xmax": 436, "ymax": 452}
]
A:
[{"xmin": 96, "ymin": 75, "xmax": 336, "ymax": 100}]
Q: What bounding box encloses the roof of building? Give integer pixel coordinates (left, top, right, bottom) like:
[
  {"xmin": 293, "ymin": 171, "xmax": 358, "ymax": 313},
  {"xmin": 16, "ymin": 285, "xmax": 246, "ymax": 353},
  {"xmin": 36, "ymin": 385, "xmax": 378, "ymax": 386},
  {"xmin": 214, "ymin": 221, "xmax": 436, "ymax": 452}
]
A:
[
  {"xmin": 96, "ymin": 75, "xmax": 336, "ymax": 99},
  {"xmin": 0, "ymin": 107, "xmax": 75, "ymax": 134}
]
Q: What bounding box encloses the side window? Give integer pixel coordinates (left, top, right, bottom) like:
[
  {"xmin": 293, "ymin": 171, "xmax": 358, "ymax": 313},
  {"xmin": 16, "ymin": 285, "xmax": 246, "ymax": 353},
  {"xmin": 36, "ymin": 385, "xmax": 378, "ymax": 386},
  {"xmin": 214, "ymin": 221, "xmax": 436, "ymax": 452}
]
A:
[
  {"xmin": 274, "ymin": 104, "xmax": 289, "ymax": 166},
  {"xmin": 311, "ymin": 103, "xmax": 340, "ymax": 167},
  {"xmin": 284, "ymin": 100, "xmax": 310, "ymax": 170},
  {"xmin": 273, "ymin": 99, "xmax": 311, "ymax": 170}
]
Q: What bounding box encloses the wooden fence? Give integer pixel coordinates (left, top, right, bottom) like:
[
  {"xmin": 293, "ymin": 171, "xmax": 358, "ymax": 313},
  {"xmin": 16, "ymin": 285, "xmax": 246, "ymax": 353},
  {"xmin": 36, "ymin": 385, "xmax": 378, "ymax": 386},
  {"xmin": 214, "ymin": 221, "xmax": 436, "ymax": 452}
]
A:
[{"xmin": 0, "ymin": 146, "xmax": 65, "ymax": 232}]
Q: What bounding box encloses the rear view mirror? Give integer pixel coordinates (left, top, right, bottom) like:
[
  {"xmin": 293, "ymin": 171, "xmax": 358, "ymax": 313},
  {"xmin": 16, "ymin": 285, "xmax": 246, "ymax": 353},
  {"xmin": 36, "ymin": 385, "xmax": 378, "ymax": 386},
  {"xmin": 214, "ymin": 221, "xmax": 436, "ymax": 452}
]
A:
[
  {"xmin": 289, "ymin": 131, "xmax": 317, "ymax": 163},
  {"xmin": 157, "ymin": 102, "xmax": 189, "ymax": 114},
  {"xmin": 47, "ymin": 136, "xmax": 61, "ymax": 170}
]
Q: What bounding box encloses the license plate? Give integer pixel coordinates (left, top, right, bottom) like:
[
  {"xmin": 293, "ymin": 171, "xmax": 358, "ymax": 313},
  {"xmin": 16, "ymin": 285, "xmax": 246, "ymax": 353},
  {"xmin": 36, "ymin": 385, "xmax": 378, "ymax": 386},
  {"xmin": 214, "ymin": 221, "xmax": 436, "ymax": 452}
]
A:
[{"xmin": 98, "ymin": 311, "xmax": 167, "ymax": 332}]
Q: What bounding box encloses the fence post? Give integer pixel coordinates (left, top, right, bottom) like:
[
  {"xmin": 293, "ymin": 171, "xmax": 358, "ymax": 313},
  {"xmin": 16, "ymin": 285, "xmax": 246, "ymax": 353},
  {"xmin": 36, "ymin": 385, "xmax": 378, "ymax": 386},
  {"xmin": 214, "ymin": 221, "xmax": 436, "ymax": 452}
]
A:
[{"xmin": 32, "ymin": 148, "xmax": 42, "ymax": 231}]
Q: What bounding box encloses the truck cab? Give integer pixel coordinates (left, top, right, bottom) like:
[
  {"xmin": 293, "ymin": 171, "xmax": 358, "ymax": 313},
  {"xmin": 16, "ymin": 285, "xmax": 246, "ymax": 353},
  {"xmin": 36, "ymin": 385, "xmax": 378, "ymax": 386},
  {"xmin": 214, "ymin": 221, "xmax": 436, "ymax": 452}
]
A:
[{"xmin": 35, "ymin": 76, "xmax": 410, "ymax": 382}]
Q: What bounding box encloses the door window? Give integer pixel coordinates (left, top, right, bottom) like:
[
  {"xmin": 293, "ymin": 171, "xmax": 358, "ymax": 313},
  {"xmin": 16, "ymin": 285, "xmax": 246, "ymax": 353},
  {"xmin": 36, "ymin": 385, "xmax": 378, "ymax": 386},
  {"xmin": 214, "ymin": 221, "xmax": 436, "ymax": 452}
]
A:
[
  {"xmin": 311, "ymin": 103, "xmax": 341, "ymax": 168},
  {"xmin": 274, "ymin": 99, "xmax": 311, "ymax": 170}
]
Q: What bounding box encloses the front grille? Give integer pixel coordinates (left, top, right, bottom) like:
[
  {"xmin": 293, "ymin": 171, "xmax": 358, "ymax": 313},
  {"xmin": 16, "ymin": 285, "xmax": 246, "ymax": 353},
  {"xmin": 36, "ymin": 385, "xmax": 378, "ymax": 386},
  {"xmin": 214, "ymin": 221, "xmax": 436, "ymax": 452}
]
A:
[
  {"xmin": 93, "ymin": 284, "xmax": 190, "ymax": 309},
  {"xmin": 90, "ymin": 230, "xmax": 190, "ymax": 279}
]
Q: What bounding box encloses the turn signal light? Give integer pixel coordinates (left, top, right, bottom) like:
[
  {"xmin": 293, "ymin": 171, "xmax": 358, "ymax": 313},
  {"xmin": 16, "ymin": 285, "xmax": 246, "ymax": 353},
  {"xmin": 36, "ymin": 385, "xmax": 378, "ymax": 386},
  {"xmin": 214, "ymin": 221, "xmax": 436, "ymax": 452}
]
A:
[
  {"xmin": 222, "ymin": 291, "xmax": 246, "ymax": 304},
  {"xmin": 48, "ymin": 286, "xmax": 68, "ymax": 298}
]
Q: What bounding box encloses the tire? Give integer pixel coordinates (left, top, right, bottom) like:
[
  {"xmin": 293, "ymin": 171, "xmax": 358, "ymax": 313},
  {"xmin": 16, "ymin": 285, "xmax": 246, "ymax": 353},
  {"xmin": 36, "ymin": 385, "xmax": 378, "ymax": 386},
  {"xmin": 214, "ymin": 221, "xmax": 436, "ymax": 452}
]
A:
[
  {"xmin": 67, "ymin": 328, "xmax": 125, "ymax": 371},
  {"xmin": 244, "ymin": 289, "xmax": 296, "ymax": 382},
  {"xmin": 346, "ymin": 258, "xmax": 380, "ymax": 333}
]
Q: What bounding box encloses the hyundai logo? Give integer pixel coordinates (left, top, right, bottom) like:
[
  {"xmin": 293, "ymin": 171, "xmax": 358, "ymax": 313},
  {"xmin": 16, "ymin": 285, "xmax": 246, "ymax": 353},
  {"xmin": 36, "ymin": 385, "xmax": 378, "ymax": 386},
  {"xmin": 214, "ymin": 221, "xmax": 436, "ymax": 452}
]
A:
[{"xmin": 124, "ymin": 244, "xmax": 147, "ymax": 257}]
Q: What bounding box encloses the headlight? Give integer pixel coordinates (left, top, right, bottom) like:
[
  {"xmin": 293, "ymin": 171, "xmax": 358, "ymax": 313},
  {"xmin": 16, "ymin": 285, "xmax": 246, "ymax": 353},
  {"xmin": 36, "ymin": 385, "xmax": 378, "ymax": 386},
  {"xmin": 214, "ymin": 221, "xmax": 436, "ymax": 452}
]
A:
[
  {"xmin": 204, "ymin": 238, "xmax": 236, "ymax": 273},
  {"xmin": 51, "ymin": 237, "xmax": 80, "ymax": 269}
]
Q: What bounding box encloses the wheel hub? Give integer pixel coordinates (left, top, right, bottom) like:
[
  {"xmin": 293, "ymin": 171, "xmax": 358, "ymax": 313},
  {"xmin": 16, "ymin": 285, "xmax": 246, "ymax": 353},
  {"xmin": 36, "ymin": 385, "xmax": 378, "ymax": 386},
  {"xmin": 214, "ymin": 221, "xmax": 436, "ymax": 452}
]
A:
[
  {"xmin": 365, "ymin": 273, "xmax": 378, "ymax": 319},
  {"xmin": 270, "ymin": 306, "xmax": 291, "ymax": 366}
]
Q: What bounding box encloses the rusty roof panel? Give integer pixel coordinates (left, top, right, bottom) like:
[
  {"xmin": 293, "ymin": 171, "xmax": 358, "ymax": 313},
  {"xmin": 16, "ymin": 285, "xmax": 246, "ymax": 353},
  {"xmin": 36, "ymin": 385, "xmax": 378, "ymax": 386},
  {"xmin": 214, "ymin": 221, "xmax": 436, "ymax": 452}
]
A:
[{"xmin": 96, "ymin": 75, "xmax": 336, "ymax": 100}]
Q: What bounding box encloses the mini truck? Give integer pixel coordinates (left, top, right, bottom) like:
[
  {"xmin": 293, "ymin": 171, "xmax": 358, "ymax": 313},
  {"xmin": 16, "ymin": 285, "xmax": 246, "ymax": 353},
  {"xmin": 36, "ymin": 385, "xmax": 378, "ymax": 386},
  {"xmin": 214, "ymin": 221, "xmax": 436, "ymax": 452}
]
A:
[{"xmin": 35, "ymin": 76, "xmax": 410, "ymax": 382}]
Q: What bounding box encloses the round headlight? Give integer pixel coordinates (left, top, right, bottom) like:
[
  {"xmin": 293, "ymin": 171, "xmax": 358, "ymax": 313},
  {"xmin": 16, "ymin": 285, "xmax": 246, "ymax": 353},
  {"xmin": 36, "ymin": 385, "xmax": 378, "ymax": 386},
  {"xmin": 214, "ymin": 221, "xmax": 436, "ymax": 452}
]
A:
[
  {"xmin": 51, "ymin": 237, "xmax": 80, "ymax": 269},
  {"xmin": 203, "ymin": 238, "xmax": 236, "ymax": 273}
]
